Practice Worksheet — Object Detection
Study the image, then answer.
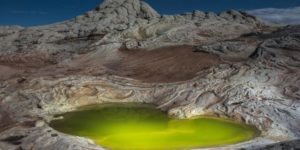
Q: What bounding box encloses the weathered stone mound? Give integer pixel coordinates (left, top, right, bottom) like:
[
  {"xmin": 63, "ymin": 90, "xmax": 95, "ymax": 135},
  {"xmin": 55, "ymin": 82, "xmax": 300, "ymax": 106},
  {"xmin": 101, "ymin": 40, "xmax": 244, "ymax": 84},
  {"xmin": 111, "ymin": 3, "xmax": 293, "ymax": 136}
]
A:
[{"xmin": 0, "ymin": 0, "xmax": 300, "ymax": 150}]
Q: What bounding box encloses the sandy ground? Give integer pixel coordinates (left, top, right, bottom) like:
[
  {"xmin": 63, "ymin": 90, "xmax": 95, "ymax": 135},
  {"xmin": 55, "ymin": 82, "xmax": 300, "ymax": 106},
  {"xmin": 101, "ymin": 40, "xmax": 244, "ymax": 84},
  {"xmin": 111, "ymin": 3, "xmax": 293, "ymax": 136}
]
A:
[
  {"xmin": 108, "ymin": 45, "xmax": 223, "ymax": 83},
  {"xmin": 0, "ymin": 45, "xmax": 223, "ymax": 83}
]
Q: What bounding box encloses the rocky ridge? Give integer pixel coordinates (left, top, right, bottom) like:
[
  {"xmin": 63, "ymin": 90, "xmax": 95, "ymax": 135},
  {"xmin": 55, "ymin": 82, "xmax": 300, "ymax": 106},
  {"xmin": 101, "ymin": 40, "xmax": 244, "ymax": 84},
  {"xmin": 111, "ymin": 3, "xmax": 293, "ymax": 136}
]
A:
[{"xmin": 0, "ymin": 0, "xmax": 300, "ymax": 150}]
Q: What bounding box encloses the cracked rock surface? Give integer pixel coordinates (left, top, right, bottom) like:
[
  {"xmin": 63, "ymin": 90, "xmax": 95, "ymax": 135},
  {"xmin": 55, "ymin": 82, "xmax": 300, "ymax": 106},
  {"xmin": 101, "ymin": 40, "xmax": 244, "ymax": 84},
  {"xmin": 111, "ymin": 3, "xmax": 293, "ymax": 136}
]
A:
[{"xmin": 0, "ymin": 0, "xmax": 300, "ymax": 150}]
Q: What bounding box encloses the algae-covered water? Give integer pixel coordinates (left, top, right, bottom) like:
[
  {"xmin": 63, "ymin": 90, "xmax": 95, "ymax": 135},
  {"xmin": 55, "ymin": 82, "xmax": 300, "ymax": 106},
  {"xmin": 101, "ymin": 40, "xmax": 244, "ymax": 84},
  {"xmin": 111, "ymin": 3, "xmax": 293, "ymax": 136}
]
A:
[{"xmin": 50, "ymin": 103, "xmax": 258, "ymax": 150}]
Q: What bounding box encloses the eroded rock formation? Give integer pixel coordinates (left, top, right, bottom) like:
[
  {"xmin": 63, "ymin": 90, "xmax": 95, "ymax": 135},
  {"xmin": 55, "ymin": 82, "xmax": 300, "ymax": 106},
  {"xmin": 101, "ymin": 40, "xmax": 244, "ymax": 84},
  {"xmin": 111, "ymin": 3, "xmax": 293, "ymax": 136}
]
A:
[{"xmin": 0, "ymin": 0, "xmax": 299, "ymax": 149}]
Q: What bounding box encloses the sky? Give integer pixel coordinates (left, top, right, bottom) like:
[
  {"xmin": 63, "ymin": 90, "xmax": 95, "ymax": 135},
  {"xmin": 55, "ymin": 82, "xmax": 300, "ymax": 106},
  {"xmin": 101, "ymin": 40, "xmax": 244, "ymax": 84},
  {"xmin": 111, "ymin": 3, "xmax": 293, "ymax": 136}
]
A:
[{"xmin": 0, "ymin": 0, "xmax": 300, "ymax": 27}]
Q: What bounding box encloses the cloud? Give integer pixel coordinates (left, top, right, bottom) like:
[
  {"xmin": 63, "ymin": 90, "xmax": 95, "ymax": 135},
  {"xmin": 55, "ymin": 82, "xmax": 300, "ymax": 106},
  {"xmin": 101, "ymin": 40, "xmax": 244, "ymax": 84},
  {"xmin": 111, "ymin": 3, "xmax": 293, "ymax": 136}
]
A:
[
  {"xmin": 10, "ymin": 10, "xmax": 48, "ymax": 15},
  {"xmin": 247, "ymin": 6, "xmax": 300, "ymax": 25}
]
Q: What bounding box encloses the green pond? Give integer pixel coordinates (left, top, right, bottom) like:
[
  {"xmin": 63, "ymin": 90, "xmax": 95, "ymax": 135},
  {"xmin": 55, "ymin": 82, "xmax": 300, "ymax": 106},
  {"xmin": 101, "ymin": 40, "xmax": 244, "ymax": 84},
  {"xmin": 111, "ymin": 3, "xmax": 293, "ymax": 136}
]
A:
[{"xmin": 50, "ymin": 103, "xmax": 258, "ymax": 150}]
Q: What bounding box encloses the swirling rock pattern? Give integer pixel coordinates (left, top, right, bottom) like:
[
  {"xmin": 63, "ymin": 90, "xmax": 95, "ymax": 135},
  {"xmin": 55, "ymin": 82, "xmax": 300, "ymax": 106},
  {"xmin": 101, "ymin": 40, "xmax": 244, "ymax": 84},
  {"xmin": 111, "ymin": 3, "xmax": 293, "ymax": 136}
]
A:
[{"xmin": 0, "ymin": 0, "xmax": 300, "ymax": 150}]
